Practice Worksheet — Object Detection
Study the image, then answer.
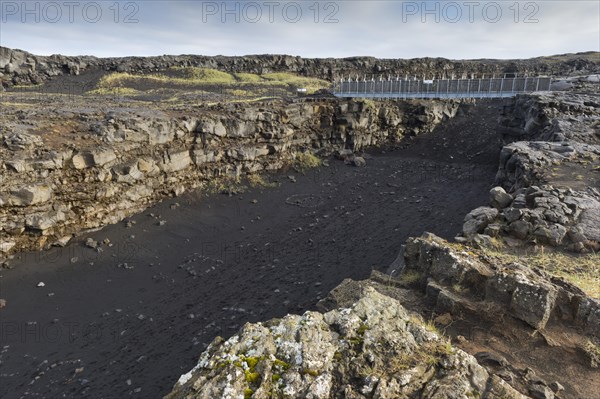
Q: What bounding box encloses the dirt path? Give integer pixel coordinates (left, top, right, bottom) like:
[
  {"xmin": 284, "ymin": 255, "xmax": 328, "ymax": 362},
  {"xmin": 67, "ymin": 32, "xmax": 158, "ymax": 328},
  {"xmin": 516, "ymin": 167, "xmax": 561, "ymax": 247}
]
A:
[{"xmin": 0, "ymin": 99, "xmax": 507, "ymax": 398}]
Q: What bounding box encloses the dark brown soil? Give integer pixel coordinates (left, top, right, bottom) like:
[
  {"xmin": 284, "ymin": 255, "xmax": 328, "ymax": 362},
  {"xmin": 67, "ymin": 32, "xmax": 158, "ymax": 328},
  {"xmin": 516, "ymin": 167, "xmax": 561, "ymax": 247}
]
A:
[{"xmin": 0, "ymin": 99, "xmax": 508, "ymax": 398}]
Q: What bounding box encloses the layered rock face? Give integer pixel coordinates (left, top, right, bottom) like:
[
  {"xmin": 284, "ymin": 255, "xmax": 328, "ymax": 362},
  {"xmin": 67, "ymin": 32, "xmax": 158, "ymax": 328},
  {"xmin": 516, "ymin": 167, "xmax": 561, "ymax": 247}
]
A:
[
  {"xmin": 1, "ymin": 46, "xmax": 598, "ymax": 88},
  {"xmin": 461, "ymin": 92, "xmax": 600, "ymax": 251},
  {"xmin": 404, "ymin": 233, "xmax": 599, "ymax": 336},
  {"xmin": 0, "ymin": 98, "xmax": 459, "ymax": 260},
  {"xmin": 166, "ymin": 287, "xmax": 526, "ymax": 399},
  {"xmin": 497, "ymin": 93, "xmax": 599, "ymax": 189}
]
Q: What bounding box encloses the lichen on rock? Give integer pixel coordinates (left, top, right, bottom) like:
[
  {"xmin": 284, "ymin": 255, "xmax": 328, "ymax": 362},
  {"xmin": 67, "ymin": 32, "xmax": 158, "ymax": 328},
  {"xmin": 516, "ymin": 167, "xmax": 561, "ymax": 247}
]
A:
[{"xmin": 166, "ymin": 287, "xmax": 527, "ymax": 399}]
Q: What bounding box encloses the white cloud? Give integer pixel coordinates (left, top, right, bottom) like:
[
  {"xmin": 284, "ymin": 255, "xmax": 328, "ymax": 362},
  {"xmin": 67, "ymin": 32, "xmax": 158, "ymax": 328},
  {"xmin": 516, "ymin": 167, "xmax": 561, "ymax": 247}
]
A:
[{"xmin": 0, "ymin": 1, "xmax": 597, "ymax": 58}]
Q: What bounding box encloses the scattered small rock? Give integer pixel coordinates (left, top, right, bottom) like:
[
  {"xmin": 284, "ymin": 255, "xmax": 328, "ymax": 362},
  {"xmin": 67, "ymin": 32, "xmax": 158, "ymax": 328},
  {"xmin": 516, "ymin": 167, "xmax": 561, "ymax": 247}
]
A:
[
  {"xmin": 85, "ymin": 238, "xmax": 98, "ymax": 249},
  {"xmin": 475, "ymin": 351, "xmax": 508, "ymax": 367},
  {"xmin": 54, "ymin": 236, "xmax": 71, "ymax": 247},
  {"xmin": 351, "ymin": 156, "xmax": 366, "ymax": 167},
  {"xmin": 37, "ymin": 282, "xmax": 45, "ymax": 288}
]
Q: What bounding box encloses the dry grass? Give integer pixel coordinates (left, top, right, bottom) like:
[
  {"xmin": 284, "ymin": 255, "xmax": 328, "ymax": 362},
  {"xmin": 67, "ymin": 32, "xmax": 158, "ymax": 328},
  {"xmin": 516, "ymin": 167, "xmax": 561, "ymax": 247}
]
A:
[
  {"xmin": 293, "ymin": 152, "xmax": 321, "ymax": 172},
  {"xmin": 178, "ymin": 67, "xmax": 236, "ymax": 83},
  {"xmin": 234, "ymin": 73, "xmax": 265, "ymax": 83},
  {"xmin": 92, "ymin": 69, "xmax": 331, "ymax": 97},
  {"xmin": 262, "ymin": 72, "xmax": 329, "ymax": 93},
  {"xmin": 482, "ymin": 247, "xmax": 600, "ymax": 298},
  {"xmin": 398, "ymin": 269, "xmax": 422, "ymax": 285},
  {"xmin": 87, "ymin": 87, "xmax": 141, "ymax": 96},
  {"xmin": 246, "ymin": 174, "xmax": 279, "ymax": 189}
]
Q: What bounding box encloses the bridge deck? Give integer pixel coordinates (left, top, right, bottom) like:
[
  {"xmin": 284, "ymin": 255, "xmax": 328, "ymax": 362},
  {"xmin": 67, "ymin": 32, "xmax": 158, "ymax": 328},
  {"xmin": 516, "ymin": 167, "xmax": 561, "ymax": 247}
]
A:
[{"xmin": 333, "ymin": 77, "xmax": 551, "ymax": 99}]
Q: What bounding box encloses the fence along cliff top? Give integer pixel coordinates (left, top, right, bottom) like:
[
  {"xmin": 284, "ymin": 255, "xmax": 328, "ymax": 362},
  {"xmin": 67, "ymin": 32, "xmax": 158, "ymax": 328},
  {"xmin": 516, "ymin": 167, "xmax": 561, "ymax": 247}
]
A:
[{"xmin": 334, "ymin": 75, "xmax": 552, "ymax": 99}]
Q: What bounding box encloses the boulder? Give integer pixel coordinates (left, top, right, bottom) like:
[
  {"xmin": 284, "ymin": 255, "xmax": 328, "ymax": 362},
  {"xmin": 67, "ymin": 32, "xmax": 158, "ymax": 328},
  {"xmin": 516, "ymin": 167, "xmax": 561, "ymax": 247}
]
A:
[
  {"xmin": 72, "ymin": 148, "xmax": 117, "ymax": 169},
  {"xmin": 199, "ymin": 119, "xmax": 227, "ymax": 137},
  {"xmin": 533, "ymin": 224, "xmax": 567, "ymax": 246},
  {"xmin": 463, "ymin": 207, "xmax": 499, "ymax": 237},
  {"xmin": 25, "ymin": 210, "xmax": 66, "ymax": 232},
  {"xmin": 91, "ymin": 148, "xmax": 117, "ymax": 167},
  {"xmin": 137, "ymin": 158, "xmax": 159, "ymax": 175},
  {"xmin": 351, "ymin": 156, "xmax": 366, "ymax": 167},
  {"xmin": 159, "ymin": 150, "xmax": 192, "ymax": 173},
  {"xmin": 0, "ymin": 241, "xmax": 16, "ymax": 253},
  {"xmin": 577, "ymin": 298, "xmax": 600, "ymax": 337},
  {"xmin": 503, "ymin": 207, "xmax": 523, "ymax": 223},
  {"xmin": 490, "ymin": 186, "xmax": 513, "ymax": 209},
  {"xmin": 6, "ymin": 184, "xmax": 52, "ymax": 206},
  {"xmin": 508, "ymin": 220, "xmax": 531, "ymax": 240}
]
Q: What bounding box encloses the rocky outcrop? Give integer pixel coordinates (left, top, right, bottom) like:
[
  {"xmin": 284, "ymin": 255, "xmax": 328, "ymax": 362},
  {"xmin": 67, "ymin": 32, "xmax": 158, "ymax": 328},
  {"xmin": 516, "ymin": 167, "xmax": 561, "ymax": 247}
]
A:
[
  {"xmin": 166, "ymin": 287, "xmax": 528, "ymax": 399},
  {"xmin": 462, "ymin": 185, "xmax": 600, "ymax": 251},
  {"xmin": 1, "ymin": 46, "xmax": 599, "ymax": 88},
  {"xmin": 496, "ymin": 93, "xmax": 599, "ymax": 191},
  {"xmin": 404, "ymin": 233, "xmax": 599, "ymax": 335},
  {"xmin": 165, "ymin": 233, "xmax": 599, "ymax": 398},
  {"xmin": 499, "ymin": 93, "xmax": 600, "ymax": 145},
  {"xmin": 461, "ymin": 91, "xmax": 600, "ymax": 252},
  {"xmin": 0, "ymin": 98, "xmax": 459, "ymax": 261}
]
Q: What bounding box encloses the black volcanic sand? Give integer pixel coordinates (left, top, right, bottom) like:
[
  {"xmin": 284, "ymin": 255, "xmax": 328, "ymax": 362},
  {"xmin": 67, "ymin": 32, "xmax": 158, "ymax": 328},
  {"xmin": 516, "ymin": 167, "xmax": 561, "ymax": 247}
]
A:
[{"xmin": 0, "ymin": 100, "xmax": 508, "ymax": 398}]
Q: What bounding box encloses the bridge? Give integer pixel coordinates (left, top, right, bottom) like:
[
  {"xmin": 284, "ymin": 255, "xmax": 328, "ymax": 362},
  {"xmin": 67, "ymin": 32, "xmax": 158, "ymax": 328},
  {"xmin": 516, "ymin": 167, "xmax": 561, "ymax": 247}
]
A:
[{"xmin": 333, "ymin": 76, "xmax": 552, "ymax": 99}]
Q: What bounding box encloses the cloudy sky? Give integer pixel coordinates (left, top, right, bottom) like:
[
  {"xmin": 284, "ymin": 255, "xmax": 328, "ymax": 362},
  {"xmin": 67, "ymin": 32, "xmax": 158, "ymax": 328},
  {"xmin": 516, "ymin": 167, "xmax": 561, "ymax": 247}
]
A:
[{"xmin": 1, "ymin": 1, "xmax": 598, "ymax": 59}]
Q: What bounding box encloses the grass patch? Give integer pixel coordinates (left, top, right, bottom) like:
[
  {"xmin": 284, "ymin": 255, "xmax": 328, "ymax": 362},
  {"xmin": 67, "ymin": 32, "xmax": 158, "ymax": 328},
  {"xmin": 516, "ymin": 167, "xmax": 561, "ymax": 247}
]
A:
[
  {"xmin": 399, "ymin": 269, "xmax": 422, "ymax": 285},
  {"xmin": 482, "ymin": 248, "xmax": 600, "ymax": 298},
  {"xmin": 582, "ymin": 339, "xmax": 600, "ymax": 368},
  {"xmin": 262, "ymin": 72, "xmax": 329, "ymax": 93},
  {"xmin": 293, "ymin": 152, "xmax": 321, "ymax": 173},
  {"xmin": 86, "ymin": 87, "xmax": 141, "ymax": 96},
  {"xmin": 246, "ymin": 174, "xmax": 279, "ymax": 189},
  {"xmin": 235, "ymin": 72, "xmax": 265, "ymax": 83},
  {"xmin": 92, "ymin": 69, "xmax": 331, "ymax": 98},
  {"xmin": 204, "ymin": 176, "xmax": 246, "ymax": 196},
  {"xmin": 178, "ymin": 67, "xmax": 236, "ymax": 83}
]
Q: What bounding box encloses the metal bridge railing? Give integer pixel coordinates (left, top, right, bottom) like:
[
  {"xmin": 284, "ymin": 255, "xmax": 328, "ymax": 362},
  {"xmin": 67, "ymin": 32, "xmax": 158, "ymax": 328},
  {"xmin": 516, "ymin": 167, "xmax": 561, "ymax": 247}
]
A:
[{"xmin": 333, "ymin": 76, "xmax": 552, "ymax": 99}]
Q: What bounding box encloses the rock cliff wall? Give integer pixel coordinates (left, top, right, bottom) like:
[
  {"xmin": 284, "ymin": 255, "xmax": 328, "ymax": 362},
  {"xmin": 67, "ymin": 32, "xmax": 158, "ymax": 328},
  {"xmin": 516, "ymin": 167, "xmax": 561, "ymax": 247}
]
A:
[
  {"xmin": 459, "ymin": 92, "xmax": 600, "ymax": 252},
  {"xmin": 0, "ymin": 98, "xmax": 459, "ymax": 260},
  {"xmin": 1, "ymin": 46, "xmax": 599, "ymax": 88}
]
